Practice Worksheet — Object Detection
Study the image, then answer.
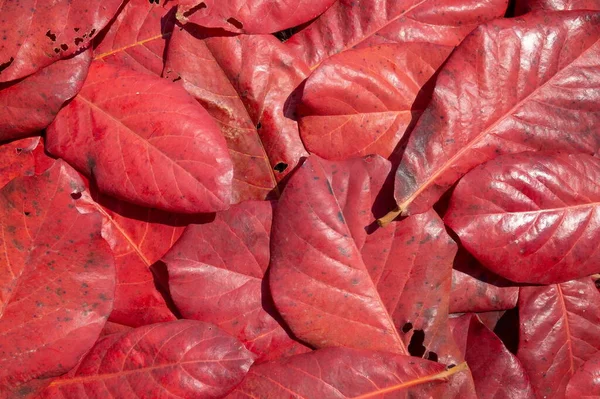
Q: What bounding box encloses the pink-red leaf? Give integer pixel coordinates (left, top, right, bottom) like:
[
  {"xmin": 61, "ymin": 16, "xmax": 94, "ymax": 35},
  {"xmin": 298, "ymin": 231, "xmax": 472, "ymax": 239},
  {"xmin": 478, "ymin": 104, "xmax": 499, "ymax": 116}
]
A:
[
  {"xmin": 93, "ymin": 0, "xmax": 177, "ymax": 76},
  {"xmin": 0, "ymin": 50, "xmax": 91, "ymax": 141},
  {"xmin": 298, "ymin": 42, "xmax": 452, "ymax": 160},
  {"xmin": 450, "ymin": 314, "xmax": 535, "ymax": 399},
  {"xmin": 565, "ymin": 350, "xmax": 600, "ymax": 398},
  {"xmin": 163, "ymin": 200, "xmax": 310, "ymax": 362},
  {"xmin": 0, "ymin": 161, "xmax": 115, "ymax": 397},
  {"xmin": 164, "ymin": 26, "xmax": 309, "ymax": 202},
  {"xmin": 40, "ymin": 320, "xmax": 254, "ymax": 399},
  {"xmin": 445, "ymin": 152, "xmax": 600, "ymax": 284},
  {"xmin": 228, "ymin": 347, "xmax": 473, "ymax": 398},
  {"xmin": 518, "ymin": 278, "xmax": 600, "ymax": 398},
  {"xmin": 285, "ymin": 0, "xmax": 508, "ymax": 69},
  {"xmin": 0, "ymin": 0, "xmax": 121, "ymax": 82},
  {"xmin": 515, "ymin": 0, "xmax": 600, "ymax": 14},
  {"xmin": 176, "ymin": 0, "xmax": 336, "ymax": 34},
  {"xmin": 450, "ymin": 249, "xmax": 519, "ymax": 313},
  {"xmin": 384, "ymin": 11, "xmax": 600, "ymax": 221},
  {"xmin": 0, "ymin": 137, "xmax": 40, "ymax": 188},
  {"xmin": 46, "ymin": 61, "xmax": 233, "ymax": 213}
]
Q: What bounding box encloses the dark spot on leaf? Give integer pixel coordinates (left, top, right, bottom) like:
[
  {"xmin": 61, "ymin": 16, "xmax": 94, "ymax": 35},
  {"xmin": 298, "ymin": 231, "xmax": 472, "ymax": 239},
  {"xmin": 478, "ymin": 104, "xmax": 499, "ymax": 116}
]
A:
[
  {"xmin": 0, "ymin": 57, "xmax": 14, "ymax": 73},
  {"xmin": 74, "ymin": 27, "xmax": 80, "ymax": 32},
  {"xmin": 408, "ymin": 329, "xmax": 426, "ymax": 357},
  {"xmin": 227, "ymin": 17, "xmax": 244, "ymax": 30},
  {"xmin": 60, "ymin": 43, "xmax": 68, "ymax": 51},
  {"xmin": 172, "ymin": 76, "xmax": 181, "ymax": 82},
  {"xmin": 256, "ymin": 122, "xmax": 262, "ymax": 129},
  {"xmin": 45, "ymin": 30, "xmax": 56, "ymax": 41},
  {"xmin": 337, "ymin": 211, "xmax": 344, "ymax": 223},
  {"xmin": 149, "ymin": 0, "xmax": 159, "ymax": 3},
  {"xmin": 274, "ymin": 162, "xmax": 288, "ymax": 173},
  {"xmin": 447, "ymin": 364, "xmax": 456, "ymax": 369},
  {"xmin": 401, "ymin": 322, "xmax": 413, "ymax": 333},
  {"xmin": 71, "ymin": 192, "xmax": 82, "ymax": 200},
  {"xmin": 183, "ymin": 2, "xmax": 207, "ymax": 17},
  {"xmin": 325, "ymin": 180, "xmax": 334, "ymax": 195},
  {"xmin": 23, "ymin": 211, "xmax": 30, "ymax": 216}
]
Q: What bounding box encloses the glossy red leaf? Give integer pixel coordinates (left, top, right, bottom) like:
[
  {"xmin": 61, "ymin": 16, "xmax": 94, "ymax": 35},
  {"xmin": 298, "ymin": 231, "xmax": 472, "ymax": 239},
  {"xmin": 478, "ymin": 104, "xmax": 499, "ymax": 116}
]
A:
[
  {"xmin": 0, "ymin": 160, "xmax": 115, "ymax": 397},
  {"xmin": 382, "ymin": 11, "xmax": 600, "ymax": 223},
  {"xmin": 518, "ymin": 278, "xmax": 600, "ymax": 398},
  {"xmin": 450, "ymin": 249, "xmax": 519, "ymax": 313},
  {"xmin": 0, "ymin": 137, "xmax": 40, "ymax": 188},
  {"xmin": 46, "ymin": 61, "xmax": 233, "ymax": 213},
  {"xmin": 515, "ymin": 0, "xmax": 600, "ymax": 14},
  {"xmin": 164, "ymin": 200, "xmax": 310, "ymax": 362},
  {"xmin": 475, "ymin": 311, "xmax": 508, "ymax": 332},
  {"xmin": 565, "ymin": 351, "xmax": 600, "ymax": 398},
  {"xmin": 164, "ymin": 26, "xmax": 309, "ymax": 202},
  {"xmin": 450, "ymin": 314, "xmax": 535, "ymax": 399},
  {"xmin": 176, "ymin": 0, "xmax": 336, "ymax": 34},
  {"xmin": 285, "ymin": 0, "xmax": 508, "ymax": 69},
  {"xmin": 271, "ymin": 155, "xmax": 463, "ymax": 364},
  {"xmin": 227, "ymin": 347, "xmax": 473, "ymax": 398},
  {"xmin": 445, "ymin": 152, "xmax": 600, "ymax": 284},
  {"xmin": 79, "ymin": 192, "xmax": 184, "ymax": 327},
  {"xmin": 297, "ymin": 42, "xmax": 452, "ymax": 160},
  {"xmin": 0, "ymin": 0, "xmax": 121, "ymax": 82},
  {"xmin": 40, "ymin": 320, "xmax": 254, "ymax": 399},
  {"xmin": 93, "ymin": 0, "xmax": 177, "ymax": 76},
  {"xmin": 0, "ymin": 50, "xmax": 91, "ymax": 141}
]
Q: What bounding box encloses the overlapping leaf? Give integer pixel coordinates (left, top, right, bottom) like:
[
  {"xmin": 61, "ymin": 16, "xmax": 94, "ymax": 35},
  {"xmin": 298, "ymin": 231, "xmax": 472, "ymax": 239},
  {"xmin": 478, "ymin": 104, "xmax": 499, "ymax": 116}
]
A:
[
  {"xmin": 176, "ymin": 0, "xmax": 336, "ymax": 34},
  {"xmin": 0, "ymin": 161, "xmax": 115, "ymax": 397},
  {"xmin": 0, "ymin": 50, "xmax": 91, "ymax": 141},
  {"xmin": 450, "ymin": 249, "xmax": 519, "ymax": 313},
  {"xmin": 164, "ymin": 26, "xmax": 309, "ymax": 201},
  {"xmin": 445, "ymin": 152, "xmax": 600, "ymax": 284},
  {"xmin": 297, "ymin": 42, "xmax": 452, "ymax": 160},
  {"xmin": 515, "ymin": 0, "xmax": 600, "ymax": 14},
  {"xmin": 565, "ymin": 351, "xmax": 600, "ymax": 398},
  {"xmin": 285, "ymin": 0, "xmax": 508, "ymax": 69},
  {"xmin": 270, "ymin": 155, "xmax": 463, "ymax": 364},
  {"xmin": 382, "ymin": 11, "xmax": 600, "ymax": 223},
  {"xmin": 450, "ymin": 314, "xmax": 535, "ymax": 399},
  {"xmin": 163, "ymin": 200, "xmax": 310, "ymax": 362},
  {"xmin": 227, "ymin": 347, "xmax": 473, "ymax": 398},
  {"xmin": 46, "ymin": 61, "xmax": 233, "ymax": 213},
  {"xmin": 0, "ymin": 137, "xmax": 39, "ymax": 188},
  {"xmin": 93, "ymin": 0, "xmax": 177, "ymax": 76},
  {"xmin": 0, "ymin": 0, "xmax": 121, "ymax": 82},
  {"xmin": 518, "ymin": 278, "xmax": 600, "ymax": 398},
  {"xmin": 40, "ymin": 320, "xmax": 254, "ymax": 399}
]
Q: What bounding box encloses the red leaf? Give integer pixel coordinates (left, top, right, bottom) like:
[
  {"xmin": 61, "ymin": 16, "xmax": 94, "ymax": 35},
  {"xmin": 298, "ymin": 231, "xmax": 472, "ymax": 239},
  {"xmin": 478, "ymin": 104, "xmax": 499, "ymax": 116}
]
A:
[
  {"xmin": 285, "ymin": 0, "xmax": 508, "ymax": 69},
  {"xmin": 0, "ymin": 0, "xmax": 121, "ymax": 82},
  {"xmin": 40, "ymin": 320, "xmax": 254, "ymax": 399},
  {"xmin": 382, "ymin": 11, "xmax": 600, "ymax": 222},
  {"xmin": 450, "ymin": 314, "xmax": 535, "ymax": 399},
  {"xmin": 450, "ymin": 249, "xmax": 519, "ymax": 313},
  {"xmin": 163, "ymin": 200, "xmax": 310, "ymax": 362},
  {"xmin": 46, "ymin": 61, "xmax": 233, "ymax": 213},
  {"xmin": 0, "ymin": 50, "xmax": 91, "ymax": 141},
  {"xmin": 297, "ymin": 42, "xmax": 452, "ymax": 160},
  {"xmin": 228, "ymin": 347, "xmax": 473, "ymax": 398},
  {"xmin": 79, "ymin": 193, "xmax": 184, "ymax": 327},
  {"xmin": 516, "ymin": 0, "xmax": 600, "ymax": 14},
  {"xmin": 566, "ymin": 350, "xmax": 600, "ymax": 398},
  {"xmin": 99, "ymin": 321, "xmax": 132, "ymax": 337},
  {"xmin": 93, "ymin": 0, "xmax": 177, "ymax": 76},
  {"xmin": 0, "ymin": 161, "xmax": 115, "ymax": 397},
  {"xmin": 518, "ymin": 278, "xmax": 600, "ymax": 398},
  {"xmin": 164, "ymin": 26, "xmax": 309, "ymax": 202},
  {"xmin": 270, "ymin": 155, "xmax": 462, "ymax": 363},
  {"xmin": 0, "ymin": 137, "xmax": 39, "ymax": 188},
  {"xmin": 445, "ymin": 152, "xmax": 600, "ymax": 284},
  {"xmin": 176, "ymin": 0, "xmax": 336, "ymax": 34}
]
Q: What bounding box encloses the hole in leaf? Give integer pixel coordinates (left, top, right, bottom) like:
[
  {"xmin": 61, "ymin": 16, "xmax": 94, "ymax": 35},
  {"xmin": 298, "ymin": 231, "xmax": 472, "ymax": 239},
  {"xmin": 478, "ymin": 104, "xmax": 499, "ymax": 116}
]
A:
[
  {"xmin": 226, "ymin": 17, "xmax": 244, "ymax": 29},
  {"xmin": 74, "ymin": 37, "xmax": 83, "ymax": 45},
  {"xmin": 60, "ymin": 43, "xmax": 68, "ymax": 51},
  {"xmin": 74, "ymin": 27, "xmax": 80, "ymax": 32},
  {"xmin": 15, "ymin": 147, "xmax": 23, "ymax": 155},
  {"xmin": 54, "ymin": 48, "xmax": 60, "ymax": 53},
  {"xmin": 0, "ymin": 57, "xmax": 14, "ymax": 73},
  {"xmin": 71, "ymin": 192, "xmax": 82, "ymax": 200},
  {"xmin": 89, "ymin": 29, "xmax": 96, "ymax": 37},
  {"xmin": 45, "ymin": 30, "xmax": 57, "ymax": 42},
  {"xmin": 447, "ymin": 364, "xmax": 456, "ymax": 369},
  {"xmin": 274, "ymin": 162, "xmax": 288, "ymax": 173},
  {"xmin": 408, "ymin": 329, "xmax": 426, "ymax": 358},
  {"xmin": 149, "ymin": 0, "xmax": 159, "ymax": 3},
  {"xmin": 172, "ymin": 76, "xmax": 181, "ymax": 82},
  {"xmin": 401, "ymin": 322, "xmax": 413, "ymax": 333},
  {"xmin": 256, "ymin": 122, "xmax": 262, "ymax": 129},
  {"xmin": 425, "ymin": 351, "xmax": 438, "ymax": 362},
  {"xmin": 24, "ymin": 211, "xmax": 31, "ymax": 216},
  {"xmin": 182, "ymin": 2, "xmax": 207, "ymax": 17}
]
